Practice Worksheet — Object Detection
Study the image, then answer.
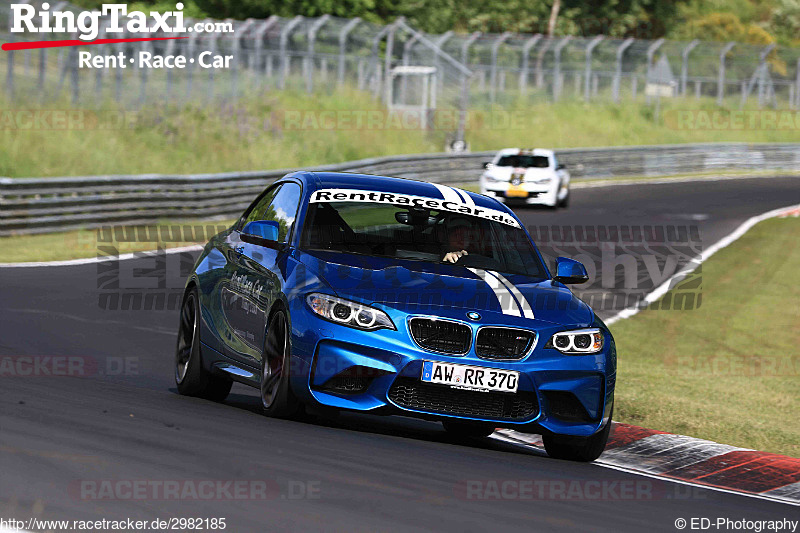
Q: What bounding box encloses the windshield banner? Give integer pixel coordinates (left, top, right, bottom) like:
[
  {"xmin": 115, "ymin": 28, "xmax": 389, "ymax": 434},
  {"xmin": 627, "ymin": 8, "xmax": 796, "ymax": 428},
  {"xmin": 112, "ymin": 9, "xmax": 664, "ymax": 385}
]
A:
[{"xmin": 309, "ymin": 189, "xmax": 521, "ymax": 228}]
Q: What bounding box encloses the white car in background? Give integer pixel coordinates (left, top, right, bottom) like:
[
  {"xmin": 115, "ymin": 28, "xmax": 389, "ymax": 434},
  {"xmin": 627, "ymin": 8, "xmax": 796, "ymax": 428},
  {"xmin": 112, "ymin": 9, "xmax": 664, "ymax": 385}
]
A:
[{"xmin": 480, "ymin": 148, "xmax": 570, "ymax": 208}]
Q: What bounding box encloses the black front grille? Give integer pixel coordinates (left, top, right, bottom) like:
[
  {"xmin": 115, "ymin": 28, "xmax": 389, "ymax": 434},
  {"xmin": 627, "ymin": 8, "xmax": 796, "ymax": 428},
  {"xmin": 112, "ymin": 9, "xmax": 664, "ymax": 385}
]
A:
[
  {"xmin": 476, "ymin": 328, "xmax": 535, "ymax": 360},
  {"xmin": 388, "ymin": 377, "xmax": 538, "ymax": 421},
  {"xmin": 410, "ymin": 318, "xmax": 471, "ymax": 354}
]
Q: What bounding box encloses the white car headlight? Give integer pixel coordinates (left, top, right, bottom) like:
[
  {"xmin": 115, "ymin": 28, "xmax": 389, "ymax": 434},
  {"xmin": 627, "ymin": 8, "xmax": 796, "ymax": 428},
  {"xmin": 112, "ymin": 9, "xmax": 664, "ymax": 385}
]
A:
[
  {"xmin": 306, "ymin": 293, "xmax": 395, "ymax": 331},
  {"xmin": 545, "ymin": 328, "xmax": 603, "ymax": 354},
  {"xmin": 483, "ymin": 174, "xmax": 504, "ymax": 183},
  {"xmin": 533, "ymin": 177, "xmax": 552, "ymax": 185}
]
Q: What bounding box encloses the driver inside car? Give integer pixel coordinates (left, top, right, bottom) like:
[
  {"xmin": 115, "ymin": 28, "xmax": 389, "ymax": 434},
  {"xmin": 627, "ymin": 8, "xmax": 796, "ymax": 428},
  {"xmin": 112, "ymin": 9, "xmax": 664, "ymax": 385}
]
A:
[{"xmin": 442, "ymin": 215, "xmax": 477, "ymax": 263}]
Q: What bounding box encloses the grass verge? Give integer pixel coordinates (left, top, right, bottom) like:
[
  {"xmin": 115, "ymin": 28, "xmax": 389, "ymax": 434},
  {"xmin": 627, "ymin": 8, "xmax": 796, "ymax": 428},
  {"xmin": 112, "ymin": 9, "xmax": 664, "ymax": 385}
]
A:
[
  {"xmin": 2, "ymin": 89, "xmax": 799, "ymax": 178},
  {"xmin": 611, "ymin": 216, "xmax": 800, "ymax": 457},
  {"xmin": 0, "ymin": 219, "xmax": 235, "ymax": 263}
]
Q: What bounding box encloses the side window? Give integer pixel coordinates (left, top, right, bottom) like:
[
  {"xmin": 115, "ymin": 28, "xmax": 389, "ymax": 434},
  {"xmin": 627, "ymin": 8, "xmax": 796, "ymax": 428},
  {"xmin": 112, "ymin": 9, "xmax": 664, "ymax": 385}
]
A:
[
  {"xmin": 239, "ymin": 185, "xmax": 282, "ymax": 230},
  {"xmin": 262, "ymin": 182, "xmax": 302, "ymax": 243}
]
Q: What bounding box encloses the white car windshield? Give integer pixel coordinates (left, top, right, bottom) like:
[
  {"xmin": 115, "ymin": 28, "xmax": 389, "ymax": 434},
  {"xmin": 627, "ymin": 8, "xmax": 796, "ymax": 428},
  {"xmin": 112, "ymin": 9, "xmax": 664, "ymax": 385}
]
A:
[{"xmin": 496, "ymin": 155, "xmax": 550, "ymax": 168}]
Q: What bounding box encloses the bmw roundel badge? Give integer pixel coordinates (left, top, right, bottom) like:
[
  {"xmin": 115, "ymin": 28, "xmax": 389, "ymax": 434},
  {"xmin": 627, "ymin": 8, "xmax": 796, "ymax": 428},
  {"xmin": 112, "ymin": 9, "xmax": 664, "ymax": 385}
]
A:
[{"xmin": 467, "ymin": 311, "xmax": 481, "ymax": 321}]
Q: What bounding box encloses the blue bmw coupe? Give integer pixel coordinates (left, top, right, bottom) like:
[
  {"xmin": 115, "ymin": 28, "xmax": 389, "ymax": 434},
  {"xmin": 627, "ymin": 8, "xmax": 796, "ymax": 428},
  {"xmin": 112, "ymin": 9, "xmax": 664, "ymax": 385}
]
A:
[{"xmin": 176, "ymin": 171, "xmax": 616, "ymax": 461}]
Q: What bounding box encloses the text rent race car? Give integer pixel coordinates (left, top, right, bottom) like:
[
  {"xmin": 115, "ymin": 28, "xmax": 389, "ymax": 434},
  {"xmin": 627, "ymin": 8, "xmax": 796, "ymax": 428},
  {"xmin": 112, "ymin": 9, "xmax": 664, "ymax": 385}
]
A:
[
  {"xmin": 176, "ymin": 172, "xmax": 616, "ymax": 461},
  {"xmin": 480, "ymin": 148, "xmax": 570, "ymax": 208}
]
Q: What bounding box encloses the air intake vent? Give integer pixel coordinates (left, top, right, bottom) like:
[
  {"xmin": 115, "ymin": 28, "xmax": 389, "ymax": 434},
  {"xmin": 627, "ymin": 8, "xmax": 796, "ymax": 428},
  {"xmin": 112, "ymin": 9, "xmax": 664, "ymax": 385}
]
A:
[
  {"xmin": 409, "ymin": 318, "xmax": 471, "ymax": 355},
  {"xmin": 388, "ymin": 378, "xmax": 538, "ymax": 421},
  {"xmin": 476, "ymin": 328, "xmax": 535, "ymax": 360},
  {"xmin": 318, "ymin": 366, "xmax": 389, "ymax": 395}
]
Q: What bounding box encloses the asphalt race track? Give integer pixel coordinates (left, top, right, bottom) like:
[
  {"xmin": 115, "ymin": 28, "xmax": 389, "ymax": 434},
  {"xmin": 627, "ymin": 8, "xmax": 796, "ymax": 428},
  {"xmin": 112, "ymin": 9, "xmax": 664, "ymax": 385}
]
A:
[{"xmin": 2, "ymin": 176, "xmax": 799, "ymax": 532}]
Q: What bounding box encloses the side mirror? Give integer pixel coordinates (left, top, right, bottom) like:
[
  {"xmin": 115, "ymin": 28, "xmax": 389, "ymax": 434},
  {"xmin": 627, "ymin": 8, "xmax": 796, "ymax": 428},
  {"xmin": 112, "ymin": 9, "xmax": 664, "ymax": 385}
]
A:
[
  {"xmin": 483, "ymin": 162, "xmax": 492, "ymax": 169},
  {"xmin": 556, "ymin": 163, "xmax": 566, "ymax": 171},
  {"xmin": 553, "ymin": 257, "xmax": 589, "ymax": 285},
  {"xmin": 241, "ymin": 220, "xmax": 281, "ymax": 248}
]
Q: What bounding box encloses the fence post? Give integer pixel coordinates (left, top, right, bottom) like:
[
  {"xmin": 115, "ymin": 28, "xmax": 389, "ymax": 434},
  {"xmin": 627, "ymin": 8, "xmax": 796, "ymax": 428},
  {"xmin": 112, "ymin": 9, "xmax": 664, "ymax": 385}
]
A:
[
  {"xmin": 518, "ymin": 34, "xmax": 542, "ymax": 94},
  {"xmin": 253, "ymin": 16, "xmax": 278, "ymax": 87},
  {"xmin": 400, "ymin": 34, "xmax": 420, "ymax": 104},
  {"xmin": 461, "ymin": 32, "xmax": 481, "ymax": 67},
  {"xmin": 382, "ymin": 18, "xmax": 403, "ymax": 102},
  {"xmin": 433, "ymin": 30, "xmax": 453, "ymax": 95},
  {"xmin": 370, "ymin": 23, "xmax": 392, "ymax": 95},
  {"xmin": 490, "ymin": 32, "xmax": 512, "ymax": 104},
  {"xmin": 5, "ymin": 33, "xmax": 14, "ymax": 99},
  {"xmin": 680, "ymin": 39, "xmax": 699, "ymax": 96},
  {"xmin": 553, "ymin": 36, "xmax": 571, "ymax": 101},
  {"xmin": 757, "ymin": 44, "xmax": 775, "ymax": 108},
  {"xmin": 645, "ymin": 38, "xmax": 665, "ymax": 103},
  {"xmin": 584, "ymin": 35, "xmax": 603, "ymax": 102},
  {"xmin": 205, "ymin": 22, "xmax": 224, "ymax": 101},
  {"xmin": 232, "ymin": 19, "xmax": 255, "ymax": 99},
  {"xmin": 306, "ymin": 15, "xmax": 330, "ymax": 93},
  {"xmin": 535, "ymin": 38, "xmax": 552, "ymax": 88},
  {"xmin": 717, "ymin": 41, "xmax": 736, "ymax": 105},
  {"xmin": 279, "ymin": 16, "xmax": 304, "ymax": 90},
  {"xmin": 186, "ymin": 24, "xmax": 199, "ymax": 99},
  {"xmin": 337, "ymin": 17, "xmax": 361, "ymax": 88},
  {"xmin": 613, "ymin": 38, "xmax": 634, "ymax": 103},
  {"xmin": 796, "ymin": 59, "xmax": 800, "ymax": 109}
]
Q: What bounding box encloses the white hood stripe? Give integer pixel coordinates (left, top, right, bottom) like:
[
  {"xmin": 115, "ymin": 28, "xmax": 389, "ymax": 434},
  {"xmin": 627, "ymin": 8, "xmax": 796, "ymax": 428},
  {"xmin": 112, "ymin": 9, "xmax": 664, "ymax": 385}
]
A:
[
  {"xmin": 434, "ymin": 183, "xmax": 476, "ymax": 208},
  {"xmin": 468, "ymin": 268, "xmax": 521, "ymax": 317},
  {"xmin": 433, "ymin": 183, "xmax": 462, "ymax": 204},
  {"xmin": 452, "ymin": 187, "xmax": 475, "ymax": 207},
  {"xmin": 489, "ymin": 270, "xmax": 535, "ymax": 319}
]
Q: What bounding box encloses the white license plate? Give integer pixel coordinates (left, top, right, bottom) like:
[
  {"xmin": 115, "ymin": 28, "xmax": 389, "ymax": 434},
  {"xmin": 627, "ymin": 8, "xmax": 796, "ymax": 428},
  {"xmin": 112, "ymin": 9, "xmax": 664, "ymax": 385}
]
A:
[{"xmin": 421, "ymin": 361, "xmax": 519, "ymax": 393}]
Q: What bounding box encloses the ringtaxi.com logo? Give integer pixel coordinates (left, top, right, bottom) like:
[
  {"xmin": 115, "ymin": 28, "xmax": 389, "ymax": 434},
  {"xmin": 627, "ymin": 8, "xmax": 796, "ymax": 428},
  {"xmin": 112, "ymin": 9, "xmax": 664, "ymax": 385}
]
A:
[{"xmin": 9, "ymin": 3, "xmax": 233, "ymax": 42}]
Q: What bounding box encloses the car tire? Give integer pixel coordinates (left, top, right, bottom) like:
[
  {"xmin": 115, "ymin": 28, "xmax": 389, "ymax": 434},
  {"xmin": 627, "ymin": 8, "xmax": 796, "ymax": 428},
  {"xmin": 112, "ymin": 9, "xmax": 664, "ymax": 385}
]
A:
[
  {"xmin": 442, "ymin": 420, "xmax": 496, "ymax": 438},
  {"xmin": 558, "ymin": 188, "xmax": 570, "ymax": 208},
  {"xmin": 543, "ymin": 407, "xmax": 613, "ymax": 462},
  {"xmin": 260, "ymin": 309, "xmax": 302, "ymax": 418},
  {"xmin": 175, "ymin": 287, "xmax": 232, "ymax": 402}
]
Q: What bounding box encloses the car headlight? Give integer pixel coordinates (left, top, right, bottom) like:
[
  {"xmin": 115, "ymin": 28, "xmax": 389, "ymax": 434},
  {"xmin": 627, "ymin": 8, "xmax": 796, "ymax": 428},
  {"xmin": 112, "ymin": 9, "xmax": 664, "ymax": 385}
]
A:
[
  {"xmin": 483, "ymin": 174, "xmax": 504, "ymax": 183},
  {"xmin": 533, "ymin": 177, "xmax": 552, "ymax": 184},
  {"xmin": 306, "ymin": 293, "xmax": 395, "ymax": 331},
  {"xmin": 545, "ymin": 328, "xmax": 603, "ymax": 354}
]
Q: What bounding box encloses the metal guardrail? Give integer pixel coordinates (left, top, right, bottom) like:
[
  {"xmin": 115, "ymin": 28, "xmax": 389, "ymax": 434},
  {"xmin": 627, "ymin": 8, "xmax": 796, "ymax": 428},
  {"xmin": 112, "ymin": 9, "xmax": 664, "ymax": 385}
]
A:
[{"xmin": 1, "ymin": 142, "xmax": 799, "ymax": 236}]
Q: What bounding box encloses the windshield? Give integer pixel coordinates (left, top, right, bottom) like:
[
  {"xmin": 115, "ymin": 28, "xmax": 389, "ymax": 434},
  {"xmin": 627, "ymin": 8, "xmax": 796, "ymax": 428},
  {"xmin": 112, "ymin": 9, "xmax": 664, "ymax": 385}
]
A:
[
  {"xmin": 300, "ymin": 200, "xmax": 547, "ymax": 278},
  {"xmin": 496, "ymin": 155, "xmax": 550, "ymax": 168}
]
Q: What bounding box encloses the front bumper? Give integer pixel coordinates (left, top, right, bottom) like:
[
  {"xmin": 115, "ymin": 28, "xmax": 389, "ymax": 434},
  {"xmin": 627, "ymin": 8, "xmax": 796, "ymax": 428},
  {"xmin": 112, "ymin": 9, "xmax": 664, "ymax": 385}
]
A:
[
  {"xmin": 480, "ymin": 182, "xmax": 558, "ymax": 206},
  {"xmin": 290, "ymin": 301, "xmax": 616, "ymax": 438}
]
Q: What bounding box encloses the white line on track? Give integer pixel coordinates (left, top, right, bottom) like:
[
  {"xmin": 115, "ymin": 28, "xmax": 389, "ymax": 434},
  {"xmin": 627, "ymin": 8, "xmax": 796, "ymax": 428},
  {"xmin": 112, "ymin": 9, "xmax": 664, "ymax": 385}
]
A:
[
  {"xmin": 0, "ymin": 245, "xmax": 203, "ymax": 268},
  {"xmin": 605, "ymin": 202, "xmax": 800, "ymax": 325}
]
